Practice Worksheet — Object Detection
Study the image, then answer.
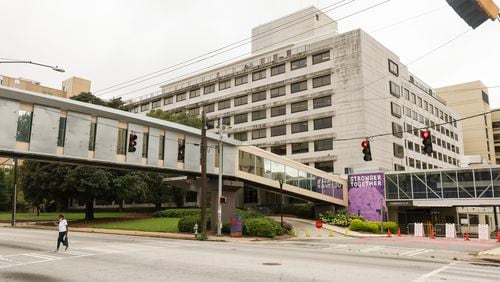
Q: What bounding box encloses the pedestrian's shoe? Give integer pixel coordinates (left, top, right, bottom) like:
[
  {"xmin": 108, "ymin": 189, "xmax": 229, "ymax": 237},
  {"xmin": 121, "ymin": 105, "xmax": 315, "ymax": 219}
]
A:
[
  {"xmin": 54, "ymin": 249, "xmax": 59, "ymax": 252},
  {"xmin": 65, "ymin": 245, "xmax": 68, "ymax": 251}
]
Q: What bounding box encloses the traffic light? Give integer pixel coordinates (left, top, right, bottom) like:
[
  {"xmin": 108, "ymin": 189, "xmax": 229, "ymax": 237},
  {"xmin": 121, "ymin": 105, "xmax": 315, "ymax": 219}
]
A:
[
  {"xmin": 220, "ymin": 196, "xmax": 227, "ymax": 204},
  {"xmin": 361, "ymin": 140, "xmax": 372, "ymax": 161},
  {"xmin": 128, "ymin": 132, "xmax": 138, "ymax": 153},
  {"xmin": 446, "ymin": 0, "xmax": 499, "ymax": 29},
  {"xmin": 177, "ymin": 139, "xmax": 185, "ymax": 162},
  {"xmin": 421, "ymin": 130, "xmax": 433, "ymax": 154}
]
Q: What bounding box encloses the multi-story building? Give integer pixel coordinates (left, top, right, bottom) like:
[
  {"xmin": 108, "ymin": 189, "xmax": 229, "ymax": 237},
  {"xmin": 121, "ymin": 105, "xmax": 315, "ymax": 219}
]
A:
[
  {"xmin": 129, "ymin": 7, "xmax": 463, "ymax": 174},
  {"xmin": 437, "ymin": 81, "xmax": 495, "ymax": 165},
  {"xmin": 0, "ymin": 75, "xmax": 91, "ymax": 98},
  {"xmin": 491, "ymin": 110, "xmax": 500, "ymax": 164}
]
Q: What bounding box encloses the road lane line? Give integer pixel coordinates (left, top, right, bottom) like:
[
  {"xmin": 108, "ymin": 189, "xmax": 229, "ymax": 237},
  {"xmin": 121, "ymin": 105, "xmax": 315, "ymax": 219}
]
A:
[
  {"xmin": 406, "ymin": 249, "xmax": 433, "ymax": 257},
  {"xmin": 399, "ymin": 249, "xmax": 425, "ymax": 256},
  {"xmin": 22, "ymin": 253, "xmax": 60, "ymax": 261},
  {"xmin": 413, "ymin": 262, "xmax": 458, "ymax": 282},
  {"xmin": 359, "ymin": 246, "xmax": 384, "ymax": 253}
]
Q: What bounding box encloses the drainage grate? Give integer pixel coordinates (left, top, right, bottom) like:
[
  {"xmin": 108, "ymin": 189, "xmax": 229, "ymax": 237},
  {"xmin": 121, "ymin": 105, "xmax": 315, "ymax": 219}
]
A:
[{"xmin": 262, "ymin": 262, "xmax": 281, "ymax": 266}]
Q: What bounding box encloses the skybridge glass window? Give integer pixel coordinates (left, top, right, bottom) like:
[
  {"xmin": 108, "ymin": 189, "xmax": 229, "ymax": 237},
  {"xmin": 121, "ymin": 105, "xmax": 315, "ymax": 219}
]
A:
[
  {"xmin": 16, "ymin": 110, "xmax": 32, "ymax": 143},
  {"xmin": 57, "ymin": 117, "xmax": 67, "ymax": 147},
  {"xmin": 89, "ymin": 122, "xmax": 97, "ymax": 151}
]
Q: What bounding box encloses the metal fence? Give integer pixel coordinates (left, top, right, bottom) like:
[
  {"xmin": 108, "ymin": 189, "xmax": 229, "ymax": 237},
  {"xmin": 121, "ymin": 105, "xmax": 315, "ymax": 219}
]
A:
[{"xmin": 406, "ymin": 223, "xmax": 498, "ymax": 238}]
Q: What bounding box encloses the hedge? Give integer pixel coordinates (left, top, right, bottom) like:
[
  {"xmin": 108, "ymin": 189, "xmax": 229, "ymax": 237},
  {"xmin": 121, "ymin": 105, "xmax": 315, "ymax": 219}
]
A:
[
  {"xmin": 244, "ymin": 218, "xmax": 285, "ymax": 238},
  {"xmin": 349, "ymin": 219, "xmax": 398, "ymax": 234},
  {"xmin": 153, "ymin": 208, "xmax": 206, "ymax": 218},
  {"xmin": 177, "ymin": 215, "xmax": 211, "ymax": 232}
]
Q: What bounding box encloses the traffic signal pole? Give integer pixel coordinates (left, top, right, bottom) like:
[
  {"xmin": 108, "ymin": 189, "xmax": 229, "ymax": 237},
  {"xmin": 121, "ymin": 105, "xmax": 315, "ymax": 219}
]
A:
[
  {"xmin": 11, "ymin": 158, "xmax": 18, "ymax": 227},
  {"xmin": 200, "ymin": 112, "xmax": 208, "ymax": 239},
  {"xmin": 217, "ymin": 116, "xmax": 223, "ymax": 236}
]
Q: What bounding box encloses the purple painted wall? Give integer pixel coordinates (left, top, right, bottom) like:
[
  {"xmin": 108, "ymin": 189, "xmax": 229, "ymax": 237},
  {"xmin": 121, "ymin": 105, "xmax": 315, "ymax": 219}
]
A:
[{"xmin": 348, "ymin": 172, "xmax": 386, "ymax": 221}]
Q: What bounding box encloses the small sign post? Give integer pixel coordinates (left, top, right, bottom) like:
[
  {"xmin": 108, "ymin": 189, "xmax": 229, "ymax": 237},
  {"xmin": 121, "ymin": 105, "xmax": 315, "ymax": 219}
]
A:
[{"xmin": 315, "ymin": 220, "xmax": 323, "ymax": 237}]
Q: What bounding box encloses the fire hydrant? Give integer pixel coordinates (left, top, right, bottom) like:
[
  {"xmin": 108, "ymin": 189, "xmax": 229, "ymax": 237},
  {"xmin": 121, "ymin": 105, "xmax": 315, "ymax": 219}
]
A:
[{"xmin": 193, "ymin": 223, "xmax": 199, "ymax": 239}]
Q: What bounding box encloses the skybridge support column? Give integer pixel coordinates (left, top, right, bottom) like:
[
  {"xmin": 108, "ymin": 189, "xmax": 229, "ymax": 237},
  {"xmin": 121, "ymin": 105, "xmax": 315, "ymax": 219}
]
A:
[{"xmin": 210, "ymin": 180, "xmax": 243, "ymax": 232}]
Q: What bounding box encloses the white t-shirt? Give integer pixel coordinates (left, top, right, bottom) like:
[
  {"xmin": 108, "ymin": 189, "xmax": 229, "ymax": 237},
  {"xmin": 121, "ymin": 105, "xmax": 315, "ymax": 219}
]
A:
[{"xmin": 58, "ymin": 219, "xmax": 68, "ymax": 232}]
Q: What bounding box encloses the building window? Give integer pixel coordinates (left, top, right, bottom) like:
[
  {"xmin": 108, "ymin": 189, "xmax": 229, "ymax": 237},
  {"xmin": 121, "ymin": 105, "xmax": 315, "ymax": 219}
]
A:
[
  {"xmin": 315, "ymin": 161, "xmax": 333, "ymax": 173},
  {"xmin": 203, "ymin": 103, "xmax": 215, "ymax": 113},
  {"xmin": 159, "ymin": 135, "xmax": 165, "ymax": 160},
  {"xmin": 394, "ymin": 164, "xmax": 405, "ymax": 171},
  {"xmin": 271, "ymin": 64, "xmax": 285, "ymax": 76},
  {"xmin": 404, "ymin": 88, "xmax": 410, "ymax": 100},
  {"xmin": 271, "ymin": 105, "xmax": 286, "ymax": 117},
  {"xmin": 189, "ymin": 89, "xmax": 200, "ymax": 98},
  {"xmin": 140, "ymin": 104, "xmax": 150, "ymax": 111},
  {"xmin": 391, "ymin": 102, "xmax": 401, "ymax": 118},
  {"xmin": 206, "ymin": 120, "xmax": 215, "ymax": 130},
  {"xmin": 234, "ymin": 95, "xmax": 248, "ymax": 106},
  {"xmin": 16, "ymin": 110, "xmax": 33, "ymax": 143},
  {"xmin": 188, "ymin": 108, "xmax": 200, "ymax": 116},
  {"xmin": 234, "ymin": 132, "xmax": 248, "ymax": 141},
  {"xmin": 291, "ymin": 80, "xmax": 307, "ymax": 93},
  {"xmin": 176, "ymin": 93, "xmax": 186, "ymax": 102},
  {"xmin": 219, "ymin": 79, "xmax": 231, "ymax": 90},
  {"xmin": 271, "ymin": 125, "xmax": 286, "ymax": 137},
  {"xmin": 88, "ymin": 122, "xmax": 97, "ymax": 151},
  {"xmin": 252, "ymin": 110, "xmax": 266, "ymax": 121},
  {"xmin": 252, "ymin": 128, "xmax": 266, "ymax": 140},
  {"xmin": 392, "ymin": 122, "xmax": 403, "ymax": 138},
  {"xmin": 411, "ymin": 93, "xmax": 416, "ymax": 104},
  {"xmin": 235, "ymin": 75, "xmax": 248, "ymax": 86},
  {"xmin": 291, "ymin": 101, "xmax": 308, "ymax": 113},
  {"xmin": 388, "ymin": 59, "xmax": 399, "ymax": 76},
  {"xmin": 270, "ymin": 86, "xmax": 286, "ymax": 98},
  {"xmin": 116, "ymin": 128, "xmax": 127, "ymax": 155},
  {"xmin": 57, "ymin": 117, "xmax": 67, "ymax": 147},
  {"xmin": 252, "ymin": 91, "xmax": 266, "ymax": 102},
  {"xmin": 178, "ymin": 139, "xmax": 185, "ymax": 162},
  {"xmin": 313, "ymin": 96, "xmax": 331, "ymax": 109},
  {"xmin": 243, "ymin": 187, "xmax": 259, "ymax": 204},
  {"xmin": 482, "ymin": 91, "xmax": 489, "ymax": 104},
  {"xmin": 292, "ymin": 142, "xmax": 309, "ymax": 154},
  {"xmin": 204, "ymin": 84, "xmax": 215, "ymax": 94},
  {"xmin": 252, "ymin": 69, "xmax": 266, "ymax": 81},
  {"xmin": 271, "ymin": 145, "xmax": 286, "ymax": 155},
  {"xmin": 291, "ymin": 58, "xmax": 307, "ymax": 70},
  {"xmin": 234, "ymin": 113, "xmax": 248, "ymax": 124},
  {"xmin": 152, "ymin": 100, "xmax": 161, "ymax": 109},
  {"xmin": 218, "ymin": 99, "xmax": 231, "ymax": 110},
  {"xmin": 314, "ymin": 117, "xmax": 332, "ymax": 130},
  {"xmin": 164, "ymin": 96, "xmax": 173, "ymax": 105},
  {"xmin": 291, "ymin": 121, "xmax": 308, "ymax": 133},
  {"xmin": 222, "ymin": 116, "xmax": 230, "ymax": 126},
  {"xmin": 313, "ymin": 74, "xmax": 331, "ymax": 88},
  {"xmin": 389, "ymin": 81, "xmax": 400, "ymax": 98},
  {"xmin": 393, "ymin": 143, "xmax": 404, "ymax": 158},
  {"xmin": 314, "ymin": 139, "xmax": 333, "ymax": 151},
  {"xmin": 417, "ymin": 97, "xmax": 422, "ymax": 107},
  {"xmin": 142, "ymin": 133, "xmax": 149, "ymax": 158},
  {"xmin": 312, "ymin": 51, "xmax": 330, "ymax": 64}
]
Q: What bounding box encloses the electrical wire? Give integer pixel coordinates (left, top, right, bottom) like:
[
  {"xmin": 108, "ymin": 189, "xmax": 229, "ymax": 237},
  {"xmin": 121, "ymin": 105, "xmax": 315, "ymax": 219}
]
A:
[{"xmin": 94, "ymin": 0, "xmax": 356, "ymax": 96}]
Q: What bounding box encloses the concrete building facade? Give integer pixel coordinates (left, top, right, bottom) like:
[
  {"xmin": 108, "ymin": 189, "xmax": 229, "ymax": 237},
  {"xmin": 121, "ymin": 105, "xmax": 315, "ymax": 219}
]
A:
[
  {"xmin": 492, "ymin": 110, "xmax": 500, "ymax": 164},
  {"xmin": 129, "ymin": 7, "xmax": 463, "ymax": 176},
  {"xmin": 0, "ymin": 75, "xmax": 91, "ymax": 99},
  {"xmin": 437, "ymin": 81, "xmax": 495, "ymax": 165}
]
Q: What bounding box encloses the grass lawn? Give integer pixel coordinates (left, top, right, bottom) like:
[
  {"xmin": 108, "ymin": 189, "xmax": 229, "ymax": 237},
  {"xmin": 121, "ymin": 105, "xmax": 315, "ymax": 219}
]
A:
[
  {"xmin": 0, "ymin": 212, "xmax": 130, "ymax": 221},
  {"xmin": 91, "ymin": 218, "xmax": 180, "ymax": 233}
]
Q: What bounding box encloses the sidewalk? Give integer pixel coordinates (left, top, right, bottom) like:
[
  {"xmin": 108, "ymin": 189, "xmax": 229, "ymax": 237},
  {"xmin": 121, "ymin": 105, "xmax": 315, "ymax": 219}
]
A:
[
  {"xmin": 478, "ymin": 246, "xmax": 500, "ymax": 263},
  {"xmin": 1, "ymin": 222, "xmax": 272, "ymax": 243}
]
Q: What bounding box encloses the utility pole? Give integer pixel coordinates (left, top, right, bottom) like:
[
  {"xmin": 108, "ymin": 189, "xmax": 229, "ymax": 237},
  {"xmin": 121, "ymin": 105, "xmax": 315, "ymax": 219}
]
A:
[
  {"xmin": 11, "ymin": 158, "xmax": 18, "ymax": 227},
  {"xmin": 199, "ymin": 112, "xmax": 208, "ymax": 239},
  {"xmin": 217, "ymin": 116, "xmax": 223, "ymax": 236}
]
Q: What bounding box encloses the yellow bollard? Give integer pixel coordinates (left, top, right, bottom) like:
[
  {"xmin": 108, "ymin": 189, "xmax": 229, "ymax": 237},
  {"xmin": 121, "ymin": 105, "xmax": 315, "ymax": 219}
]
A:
[
  {"xmin": 292, "ymin": 229, "xmax": 297, "ymax": 237},
  {"xmin": 345, "ymin": 228, "xmax": 349, "ymax": 237},
  {"xmin": 306, "ymin": 229, "xmax": 311, "ymax": 237},
  {"xmin": 317, "ymin": 228, "xmax": 321, "ymax": 237},
  {"xmin": 329, "ymin": 229, "xmax": 334, "ymax": 237}
]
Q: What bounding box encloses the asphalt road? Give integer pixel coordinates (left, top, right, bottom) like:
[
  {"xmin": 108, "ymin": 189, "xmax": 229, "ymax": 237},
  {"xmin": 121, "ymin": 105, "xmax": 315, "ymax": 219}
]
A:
[{"xmin": 1, "ymin": 227, "xmax": 500, "ymax": 282}]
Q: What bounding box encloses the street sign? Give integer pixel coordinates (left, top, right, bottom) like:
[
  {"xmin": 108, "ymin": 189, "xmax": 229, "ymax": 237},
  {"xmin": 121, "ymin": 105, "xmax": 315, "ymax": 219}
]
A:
[
  {"xmin": 230, "ymin": 215, "xmax": 243, "ymax": 238},
  {"xmin": 315, "ymin": 220, "xmax": 323, "ymax": 229},
  {"xmin": 478, "ymin": 224, "xmax": 490, "ymax": 240},
  {"xmin": 445, "ymin": 223, "xmax": 456, "ymax": 238},
  {"xmin": 414, "ymin": 223, "xmax": 424, "ymax": 237}
]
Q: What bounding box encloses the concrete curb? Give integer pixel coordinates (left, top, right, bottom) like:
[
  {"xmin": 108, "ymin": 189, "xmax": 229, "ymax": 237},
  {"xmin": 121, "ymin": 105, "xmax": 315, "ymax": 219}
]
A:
[{"xmin": 477, "ymin": 247, "xmax": 500, "ymax": 263}]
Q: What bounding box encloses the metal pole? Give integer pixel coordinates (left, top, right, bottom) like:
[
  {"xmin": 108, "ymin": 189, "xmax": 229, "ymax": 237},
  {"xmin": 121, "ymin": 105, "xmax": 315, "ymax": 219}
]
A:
[
  {"xmin": 200, "ymin": 112, "xmax": 208, "ymax": 238},
  {"xmin": 217, "ymin": 116, "xmax": 223, "ymax": 236},
  {"xmin": 279, "ymin": 179, "xmax": 283, "ymax": 227},
  {"xmin": 11, "ymin": 158, "xmax": 18, "ymax": 227}
]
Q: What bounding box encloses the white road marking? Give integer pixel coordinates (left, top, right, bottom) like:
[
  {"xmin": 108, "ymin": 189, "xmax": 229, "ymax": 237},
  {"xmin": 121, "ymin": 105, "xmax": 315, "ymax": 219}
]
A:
[
  {"xmin": 22, "ymin": 253, "xmax": 61, "ymax": 261},
  {"xmin": 359, "ymin": 245, "xmax": 384, "ymax": 253},
  {"xmin": 406, "ymin": 249, "xmax": 433, "ymax": 257},
  {"xmin": 399, "ymin": 249, "xmax": 426, "ymax": 256},
  {"xmin": 413, "ymin": 262, "xmax": 457, "ymax": 281}
]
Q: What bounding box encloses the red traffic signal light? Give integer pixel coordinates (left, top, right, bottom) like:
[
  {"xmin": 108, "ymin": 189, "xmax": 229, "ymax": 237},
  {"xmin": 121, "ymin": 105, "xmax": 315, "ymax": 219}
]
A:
[
  {"xmin": 220, "ymin": 196, "xmax": 227, "ymax": 204},
  {"xmin": 361, "ymin": 140, "xmax": 372, "ymax": 161},
  {"xmin": 421, "ymin": 130, "xmax": 433, "ymax": 154},
  {"xmin": 128, "ymin": 132, "xmax": 138, "ymax": 153}
]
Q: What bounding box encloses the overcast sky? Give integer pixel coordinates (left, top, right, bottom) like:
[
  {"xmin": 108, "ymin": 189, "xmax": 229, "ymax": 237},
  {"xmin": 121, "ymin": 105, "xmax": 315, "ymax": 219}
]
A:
[{"xmin": 1, "ymin": 0, "xmax": 499, "ymax": 107}]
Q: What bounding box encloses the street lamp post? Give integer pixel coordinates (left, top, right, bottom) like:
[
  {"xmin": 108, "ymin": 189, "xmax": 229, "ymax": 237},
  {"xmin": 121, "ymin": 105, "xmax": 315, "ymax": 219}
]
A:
[
  {"xmin": 0, "ymin": 60, "xmax": 65, "ymax": 72},
  {"xmin": 278, "ymin": 178, "xmax": 284, "ymax": 227},
  {"xmin": 217, "ymin": 116, "xmax": 223, "ymax": 236}
]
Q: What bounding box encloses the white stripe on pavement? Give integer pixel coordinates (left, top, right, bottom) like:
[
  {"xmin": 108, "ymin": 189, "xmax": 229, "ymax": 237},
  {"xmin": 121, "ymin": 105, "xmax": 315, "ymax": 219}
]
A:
[
  {"xmin": 413, "ymin": 262, "xmax": 458, "ymax": 282},
  {"xmin": 406, "ymin": 249, "xmax": 433, "ymax": 257},
  {"xmin": 22, "ymin": 253, "xmax": 61, "ymax": 261},
  {"xmin": 399, "ymin": 249, "xmax": 426, "ymax": 256}
]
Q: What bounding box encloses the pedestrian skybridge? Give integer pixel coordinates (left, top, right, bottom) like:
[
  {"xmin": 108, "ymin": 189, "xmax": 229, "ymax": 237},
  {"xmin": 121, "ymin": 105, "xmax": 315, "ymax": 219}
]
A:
[
  {"xmin": 385, "ymin": 167, "xmax": 500, "ymax": 206},
  {"xmin": 0, "ymin": 85, "xmax": 346, "ymax": 206}
]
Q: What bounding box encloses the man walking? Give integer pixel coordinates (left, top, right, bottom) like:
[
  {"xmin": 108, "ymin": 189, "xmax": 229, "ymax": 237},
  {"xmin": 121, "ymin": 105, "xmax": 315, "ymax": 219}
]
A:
[{"xmin": 55, "ymin": 214, "xmax": 68, "ymax": 252}]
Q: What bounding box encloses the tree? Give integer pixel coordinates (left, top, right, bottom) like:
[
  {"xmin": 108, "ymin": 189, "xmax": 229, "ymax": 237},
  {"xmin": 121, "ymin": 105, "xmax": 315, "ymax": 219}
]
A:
[
  {"xmin": 147, "ymin": 109, "xmax": 202, "ymax": 129},
  {"xmin": 71, "ymin": 92, "xmax": 127, "ymax": 111},
  {"xmin": 0, "ymin": 169, "xmax": 10, "ymax": 211},
  {"xmin": 65, "ymin": 166, "xmax": 111, "ymax": 221},
  {"xmin": 111, "ymin": 171, "xmax": 146, "ymax": 212},
  {"xmin": 19, "ymin": 161, "xmax": 46, "ymax": 215},
  {"xmin": 143, "ymin": 172, "xmax": 170, "ymax": 211}
]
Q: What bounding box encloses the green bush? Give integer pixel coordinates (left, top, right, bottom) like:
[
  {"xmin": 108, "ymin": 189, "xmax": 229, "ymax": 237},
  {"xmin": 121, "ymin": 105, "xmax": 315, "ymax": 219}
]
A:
[
  {"xmin": 153, "ymin": 208, "xmax": 206, "ymax": 218},
  {"xmin": 350, "ymin": 219, "xmax": 398, "ymax": 234},
  {"xmin": 282, "ymin": 204, "xmax": 315, "ymax": 219},
  {"xmin": 235, "ymin": 209, "xmax": 264, "ymax": 219},
  {"xmin": 177, "ymin": 215, "xmax": 211, "ymax": 233},
  {"xmin": 244, "ymin": 218, "xmax": 284, "ymax": 238}
]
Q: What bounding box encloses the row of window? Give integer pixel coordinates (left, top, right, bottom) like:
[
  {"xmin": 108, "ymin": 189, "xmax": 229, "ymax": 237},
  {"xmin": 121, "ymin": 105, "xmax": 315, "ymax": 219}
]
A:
[
  {"xmin": 231, "ymin": 116, "xmax": 333, "ymax": 141},
  {"xmin": 137, "ymin": 51, "xmax": 331, "ymax": 112},
  {"xmin": 407, "ymin": 154, "xmax": 457, "ymax": 169}
]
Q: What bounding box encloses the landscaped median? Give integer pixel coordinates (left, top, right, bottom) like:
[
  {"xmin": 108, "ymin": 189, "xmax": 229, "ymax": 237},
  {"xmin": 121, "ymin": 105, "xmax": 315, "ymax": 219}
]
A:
[
  {"xmin": 91, "ymin": 217, "xmax": 180, "ymax": 233},
  {"xmin": 320, "ymin": 211, "xmax": 398, "ymax": 235}
]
